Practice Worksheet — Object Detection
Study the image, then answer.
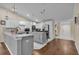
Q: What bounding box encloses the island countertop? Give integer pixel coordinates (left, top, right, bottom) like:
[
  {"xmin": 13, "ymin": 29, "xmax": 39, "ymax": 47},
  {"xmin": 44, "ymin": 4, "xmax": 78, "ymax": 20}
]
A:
[{"xmin": 4, "ymin": 32, "xmax": 33, "ymax": 40}]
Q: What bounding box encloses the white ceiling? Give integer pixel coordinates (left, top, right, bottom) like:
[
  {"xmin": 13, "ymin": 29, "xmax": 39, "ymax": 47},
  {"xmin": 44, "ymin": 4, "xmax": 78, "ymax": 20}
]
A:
[{"xmin": 0, "ymin": 3, "xmax": 74, "ymax": 22}]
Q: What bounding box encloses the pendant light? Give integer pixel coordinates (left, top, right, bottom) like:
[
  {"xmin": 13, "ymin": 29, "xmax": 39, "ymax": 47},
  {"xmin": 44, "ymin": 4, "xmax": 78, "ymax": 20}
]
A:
[
  {"xmin": 39, "ymin": 8, "xmax": 46, "ymax": 22},
  {"xmin": 12, "ymin": 3, "xmax": 16, "ymax": 13}
]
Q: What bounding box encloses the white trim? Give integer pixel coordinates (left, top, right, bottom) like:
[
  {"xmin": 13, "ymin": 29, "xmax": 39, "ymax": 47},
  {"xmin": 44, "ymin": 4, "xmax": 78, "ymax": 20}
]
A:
[{"xmin": 4, "ymin": 42, "xmax": 13, "ymax": 55}]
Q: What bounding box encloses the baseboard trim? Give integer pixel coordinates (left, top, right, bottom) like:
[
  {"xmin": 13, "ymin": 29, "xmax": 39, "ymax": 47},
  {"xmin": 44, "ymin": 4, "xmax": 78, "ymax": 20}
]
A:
[{"xmin": 4, "ymin": 42, "xmax": 13, "ymax": 55}]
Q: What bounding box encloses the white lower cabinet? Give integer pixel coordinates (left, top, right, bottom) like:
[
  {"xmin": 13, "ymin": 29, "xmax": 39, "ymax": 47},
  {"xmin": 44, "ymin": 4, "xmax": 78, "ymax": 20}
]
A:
[{"xmin": 3, "ymin": 32, "xmax": 33, "ymax": 55}]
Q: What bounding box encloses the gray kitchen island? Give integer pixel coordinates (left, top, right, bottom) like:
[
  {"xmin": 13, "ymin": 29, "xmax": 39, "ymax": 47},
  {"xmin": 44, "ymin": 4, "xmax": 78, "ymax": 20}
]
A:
[{"xmin": 3, "ymin": 32, "xmax": 34, "ymax": 55}]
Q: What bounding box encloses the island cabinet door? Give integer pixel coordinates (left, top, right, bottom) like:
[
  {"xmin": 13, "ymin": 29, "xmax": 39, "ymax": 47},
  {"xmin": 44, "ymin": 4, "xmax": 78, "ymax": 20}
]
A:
[{"xmin": 21, "ymin": 36, "xmax": 33, "ymax": 55}]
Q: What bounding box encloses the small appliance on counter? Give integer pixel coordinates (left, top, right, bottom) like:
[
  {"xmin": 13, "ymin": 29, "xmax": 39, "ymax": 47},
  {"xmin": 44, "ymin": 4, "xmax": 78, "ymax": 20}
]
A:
[
  {"xmin": 32, "ymin": 25, "xmax": 36, "ymax": 32},
  {"xmin": 24, "ymin": 28, "xmax": 30, "ymax": 34},
  {"xmin": 16, "ymin": 21, "xmax": 27, "ymax": 34}
]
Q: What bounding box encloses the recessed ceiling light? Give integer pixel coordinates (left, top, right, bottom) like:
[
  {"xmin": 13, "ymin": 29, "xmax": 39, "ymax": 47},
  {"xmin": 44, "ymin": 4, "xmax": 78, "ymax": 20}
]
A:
[
  {"xmin": 35, "ymin": 19, "xmax": 38, "ymax": 21},
  {"xmin": 11, "ymin": 7, "xmax": 16, "ymax": 12},
  {"xmin": 11, "ymin": 4, "xmax": 16, "ymax": 12},
  {"xmin": 33, "ymin": 22, "xmax": 36, "ymax": 25},
  {"xmin": 26, "ymin": 14, "xmax": 30, "ymax": 17}
]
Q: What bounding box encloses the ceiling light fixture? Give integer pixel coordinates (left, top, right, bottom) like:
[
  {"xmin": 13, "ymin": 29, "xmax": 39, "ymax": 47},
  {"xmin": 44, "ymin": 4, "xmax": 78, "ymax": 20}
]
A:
[
  {"xmin": 35, "ymin": 19, "xmax": 38, "ymax": 22},
  {"xmin": 12, "ymin": 3, "xmax": 16, "ymax": 13},
  {"xmin": 33, "ymin": 22, "xmax": 36, "ymax": 25},
  {"xmin": 26, "ymin": 14, "xmax": 30, "ymax": 17},
  {"xmin": 39, "ymin": 8, "xmax": 46, "ymax": 22},
  {"xmin": 40, "ymin": 9, "xmax": 45, "ymax": 14}
]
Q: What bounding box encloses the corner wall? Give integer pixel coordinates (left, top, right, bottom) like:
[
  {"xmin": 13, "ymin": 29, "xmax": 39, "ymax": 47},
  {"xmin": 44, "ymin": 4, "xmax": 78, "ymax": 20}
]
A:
[{"xmin": 72, "ymin": 3, "xmax": 79, "ymax": 54}]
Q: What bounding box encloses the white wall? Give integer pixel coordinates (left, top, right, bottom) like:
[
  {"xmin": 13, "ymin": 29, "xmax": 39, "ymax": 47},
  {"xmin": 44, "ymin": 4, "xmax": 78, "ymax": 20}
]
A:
[
  {"xmin": 73, "ymin": 3, "xmax": 79, "ymax": 17},
  {"xmin": 56, "ymin": 19, "xmax": 75, "ymax": 41},
  {"xmin": 71, "ymin": 21, "xmax": 79, "ymax": 53},
  {"xmin": 60, "ymin": 23, "xmax": 72, "ymax": 40}
]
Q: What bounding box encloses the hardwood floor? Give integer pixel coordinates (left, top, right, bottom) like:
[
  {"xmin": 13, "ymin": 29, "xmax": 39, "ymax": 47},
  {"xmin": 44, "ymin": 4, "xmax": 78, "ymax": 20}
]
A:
[
  {"xmin": 0, "ymin": 42, "xmax": 10, "ymax": 55},
  {"xmin": 33, "ymin": 38, "xmax": 78, "ymax": 55},
  {"xmin": 0, "ymin": 38, "xmax": 78, "ymax": 55}
]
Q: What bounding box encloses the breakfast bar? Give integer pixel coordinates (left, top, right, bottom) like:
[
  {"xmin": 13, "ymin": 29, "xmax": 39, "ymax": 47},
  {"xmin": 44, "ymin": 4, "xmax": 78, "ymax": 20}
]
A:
[{"xmin": 3, "ymin": 32, "xmax": 33, "ymax": 55}]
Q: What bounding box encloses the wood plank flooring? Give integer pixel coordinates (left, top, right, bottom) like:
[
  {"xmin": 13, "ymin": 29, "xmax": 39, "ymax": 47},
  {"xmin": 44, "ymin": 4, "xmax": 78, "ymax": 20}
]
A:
[
  {"xmin": 33, "ymin": 38, "xmax": 78, "ymax": 55},
  {"xmin": 0, "ymin": 42, "xmax": 10, "ymax": 55},
  {"xmin": 0, "ymin": 38, "xmax": 78, "ymax": 55}
]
